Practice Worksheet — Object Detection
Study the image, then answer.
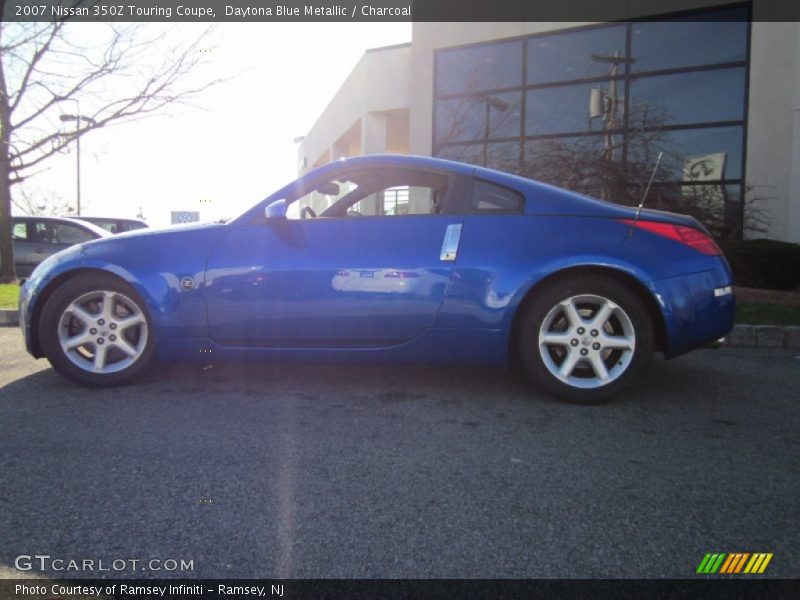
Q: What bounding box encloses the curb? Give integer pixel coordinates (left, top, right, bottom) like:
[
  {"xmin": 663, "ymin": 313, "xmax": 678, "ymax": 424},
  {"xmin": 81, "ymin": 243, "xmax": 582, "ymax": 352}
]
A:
[
  {"xmin": 726, "ymin": 324, "xmax": 800, "ymax": 349},
  {"xmin": 0, "ymin": 309, "xmax": 18, "ymax": 326},
  {"xmin": 1, "ymin": 309, "xmax": 798, "ymax": 348}
]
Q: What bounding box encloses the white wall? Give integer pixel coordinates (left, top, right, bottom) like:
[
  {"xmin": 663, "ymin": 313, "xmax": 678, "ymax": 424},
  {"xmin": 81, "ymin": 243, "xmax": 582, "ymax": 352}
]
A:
[
  {"xmin": 745, "ymin": 22, "xmax": 800, "ymax": 241},
  {"xmin": 298, "ymin": 44, "xmax": 411, "ymax": 172}
]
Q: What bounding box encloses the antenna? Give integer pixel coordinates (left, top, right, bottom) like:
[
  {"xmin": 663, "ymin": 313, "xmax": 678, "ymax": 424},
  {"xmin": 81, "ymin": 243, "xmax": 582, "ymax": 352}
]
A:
[{"xmin": 630, "ymin": 151, "xmax": 663, "ymax": 233}]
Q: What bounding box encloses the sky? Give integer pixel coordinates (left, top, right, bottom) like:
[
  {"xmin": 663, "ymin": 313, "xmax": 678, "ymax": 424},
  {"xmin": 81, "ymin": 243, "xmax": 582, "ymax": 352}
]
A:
[{"xmin": 17, "ymin": 22, "xmax": 412, "ymax": 226}]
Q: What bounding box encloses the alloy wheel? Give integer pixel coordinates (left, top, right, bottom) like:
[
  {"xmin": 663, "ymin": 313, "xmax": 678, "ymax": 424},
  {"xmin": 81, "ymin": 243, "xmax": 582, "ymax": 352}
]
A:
[
  {"xmin": 57, "ymin": 290, "xmax": 149, "ymax": 374},
  {"xmin": 537, "ymin": 294, "xmax": 636, "ymax": 389}
]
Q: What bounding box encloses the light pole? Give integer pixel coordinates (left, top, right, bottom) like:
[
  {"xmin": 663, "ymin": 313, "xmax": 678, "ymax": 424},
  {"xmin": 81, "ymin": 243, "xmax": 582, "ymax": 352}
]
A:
[
  {"xmin": 589, "ymin": 50, "xmax": 634, "ymax": 162},
  {"xmin": 59, "ymin": 112, "xmax": 96, "ymax": 216}
]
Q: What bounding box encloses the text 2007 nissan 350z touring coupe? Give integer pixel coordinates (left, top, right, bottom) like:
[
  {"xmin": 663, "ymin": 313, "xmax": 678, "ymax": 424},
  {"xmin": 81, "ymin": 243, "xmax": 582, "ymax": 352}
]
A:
[{"xmin": 19, "ymin": 155, "xmax": 734, "ymax": 403}]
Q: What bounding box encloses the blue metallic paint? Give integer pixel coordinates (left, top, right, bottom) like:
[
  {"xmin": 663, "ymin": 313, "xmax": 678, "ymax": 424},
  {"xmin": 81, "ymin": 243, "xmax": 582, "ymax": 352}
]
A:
[
  {"xmin": 19, "ymin": 154, "xmax": 734, "ymax": 367},
  {"xmin": 204, "ymin": 216, "xmax": 460, "ymax": 346}
]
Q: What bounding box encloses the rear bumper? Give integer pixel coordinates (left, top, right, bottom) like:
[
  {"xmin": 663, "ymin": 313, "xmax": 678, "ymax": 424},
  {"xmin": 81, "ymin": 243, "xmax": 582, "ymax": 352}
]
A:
[{"xmin": 651, "ymin": 260, "xmax": 735, "ymax": 358}]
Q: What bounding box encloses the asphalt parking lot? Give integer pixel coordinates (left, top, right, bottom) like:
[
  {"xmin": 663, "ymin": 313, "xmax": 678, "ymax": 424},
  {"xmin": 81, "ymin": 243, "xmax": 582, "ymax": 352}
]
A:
[{"xmin": 0, "ymin": 326, "xmax": 798, "ymax": 579}]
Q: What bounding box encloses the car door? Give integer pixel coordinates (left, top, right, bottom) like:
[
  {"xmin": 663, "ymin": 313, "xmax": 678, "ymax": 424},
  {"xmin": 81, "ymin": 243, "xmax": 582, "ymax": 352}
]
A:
[
  {"xmin": 11, "ymin": 219, "xmax": 33, "ymax": 276},
  {"xmin": 29, "ymin": 220, "xmax": 96, "ymax": 267},
  {"xmin": 204, "ymin": 167, "xmax": 466, "ymax": 348},
  {"xmin": 28, "ymin": 219, "xmax": 61, "ymax": 267}
]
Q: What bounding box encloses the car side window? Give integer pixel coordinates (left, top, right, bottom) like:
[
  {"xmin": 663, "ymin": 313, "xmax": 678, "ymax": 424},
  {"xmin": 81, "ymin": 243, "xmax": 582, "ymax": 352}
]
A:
[
  {"xmin": 348, "ymin": 185, "xmax": 442, "ymax": 217},
  {"xmin": 13, "ymin": 222, "xmax": 28, "ymax": 240},
  {"xmin": 287, "ymin": 179, "xmax": 357, "ymax": 220},
  {"xmin": 470, "ymin": 179, "xmax": 524, "ymax": 213},
  {"xmin": 53, "ymin": 223, "xmax": 94, "ymax": 244},
  {"xmin": 33, "ymin": 221, "xmax": 56, "ymax": 244},
  {"xmin": 287, "ymin": 168, "xmax": 452, "ymax": 219}
]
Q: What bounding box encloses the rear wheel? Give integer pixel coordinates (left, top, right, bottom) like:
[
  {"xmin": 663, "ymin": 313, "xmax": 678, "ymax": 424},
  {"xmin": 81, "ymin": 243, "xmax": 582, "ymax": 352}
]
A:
[
  {"xmin": 39, "ymin": 273, "xmax": 155, "ymax": 387},
  {"xmin": 518, "ymin": 276, "xmax": 654, "ymax": 404}
]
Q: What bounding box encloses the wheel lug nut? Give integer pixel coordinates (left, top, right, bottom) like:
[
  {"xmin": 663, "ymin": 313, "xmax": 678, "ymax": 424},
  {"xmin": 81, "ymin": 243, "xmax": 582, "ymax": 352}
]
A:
[
  {"xmin": 98, "ymin": 319, "xmax": 105, "ymax": 326},
  {"xmin": 110, "ymin": 323, "xmax": 117, "ymax": 330},
  {"xmin": 577, "ymin": 327, "xmax": 585, "ymax": 334},
  {"xmin": 591, "ymin": 329, "xmax": 599, "ymax": 337},
  {"xmin": 580, "ymin": 348, "xmax": 588, "ymax": 356},
  {"xmin": 592, "ymin": 343, "xmax": 601, "ymax": 350},
  {"xmin": 90, "ymin": 328, "xmax": 97, "ymax": 334},
  {"xmin": 570, "ymin": 339, "xmax": 579, "ymax": 347},
  {"xmin": 97, "ymin": 338, "xmax": 104, "ymax": 345},
  {"xmin": 109, "ymin": 335, "xmax": 117, "ymax": 342}
]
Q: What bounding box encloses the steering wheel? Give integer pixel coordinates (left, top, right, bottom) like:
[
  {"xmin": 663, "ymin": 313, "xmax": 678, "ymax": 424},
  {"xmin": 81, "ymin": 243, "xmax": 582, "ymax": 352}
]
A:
[
  {"xmin": 346, "ymin": 209, "xmax": 362, "ymax": 217},
  {"xmin": 301, "ymin": 206, "xmax": 317, "ymax": 219}
]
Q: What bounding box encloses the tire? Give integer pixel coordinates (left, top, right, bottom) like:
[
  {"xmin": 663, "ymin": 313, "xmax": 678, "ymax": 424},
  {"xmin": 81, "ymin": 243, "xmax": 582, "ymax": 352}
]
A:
[
  {"xmin": 518, "ymin": 275, "xmax": 654, "ymax": 404},
  {"xmin": 38, "ymin": 273, "xmax": 155, "ymax": 387}
]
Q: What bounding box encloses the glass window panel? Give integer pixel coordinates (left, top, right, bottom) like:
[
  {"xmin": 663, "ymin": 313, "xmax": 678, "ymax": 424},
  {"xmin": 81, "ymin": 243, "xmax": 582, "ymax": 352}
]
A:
[
  {"xmin": 33, "ymin": 222, "xmax": 56, "ymax": 244},
  {"xmin": 436, "ymin": 40, "xmax": 523, "ymax": 96},
  {"xmin": 471, "ymin": 180, "xmax": 524, "ymax": 212},
  {"xmin": 13, "ymin": 222, "xmax": 27, "ymax": 240},
  {"xmin": 377, "ymin": 186, "xmax": 439, "ymax": 216},
  {"xmin": 523, "ymin": 135, "xmax": 624, "ymax": 197},
  {"xmin": 631, "ymin": 9, "xmax": 748, "ymax": 73},
  {"xmin": 287, "ymin": 180, "xmax": 357, "ymax": 219},
  {"xmin": 435, "ymin": 144, "xmax": 485, "ymax": 167},
  {"xmin": 382, "ymin": 186, "xmax": 409, "ymax": 215},
  {"xmin": 487, "ymin": 92, "xmax": 522, "ymax": 139},
  {"xmin": 435, "ymin": 97, "xmax": 485, "ymax": 144},
  {"xmin": 627, "ymin": 126, "xmax": 744, "ymax": 182},
  {"xmin": 436, "ymin": 92, "xmax": 521, "ymax": 144},
  {"xmin": 526, "ymin": 81, "xmax": 622, "ymax": 136},
  {"xmin": 486, "ymin": 142, "xmax": 521, "ymax": 173},
  {"xmin": 629, "ymin": 68, "xmax": 745, "ymax": 128},
  {"xmin": 526, "ymin": 25, "xmax": 627, "ymax": 85},
  {"xmin": 53, "ymin": 223, "xmax": 94, "ymax": 244},
  {"xmin": 647, "ymin": 182, "xmax": 743, "ymax": 238},
  {"xmin": 294, "ymin": 170, "xmax": 451, "ymax": 218}
]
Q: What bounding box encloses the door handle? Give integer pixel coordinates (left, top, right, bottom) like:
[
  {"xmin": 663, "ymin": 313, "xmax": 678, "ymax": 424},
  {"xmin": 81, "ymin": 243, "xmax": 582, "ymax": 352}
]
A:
[
  {"xmin": 440, "ymin": 224, "xmax": 462, "ymax": 261},
  {"xmin": 33, "ymin": 248, "xmax": 44, "ymax": 254}
]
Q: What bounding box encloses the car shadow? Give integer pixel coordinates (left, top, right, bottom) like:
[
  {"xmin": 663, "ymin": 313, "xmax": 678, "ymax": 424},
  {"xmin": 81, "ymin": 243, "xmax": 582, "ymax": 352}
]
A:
[{"xmin": 0, "ymin": 352, "xmax": 709, "ymax": 411}]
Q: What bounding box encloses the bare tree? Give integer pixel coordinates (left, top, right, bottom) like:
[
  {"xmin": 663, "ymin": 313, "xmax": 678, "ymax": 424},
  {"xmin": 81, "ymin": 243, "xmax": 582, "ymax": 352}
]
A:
[
  {"xmin": 434, "ymin": 67, "xmax": 522, "ymax": 170},
  {"xmin": 0, "ymin": 8, "xmax": 222, "ymax": 281},
  {"xmin": 520, "ymin": 106, "xmax": 748, "ymax": 240},
  {"xmin": 435, "ymin": 64, "xmax": 750, "ymax": 240},
  {"xmin": 12, "ymin": 187, "xmax": 73, "ymax": 216}
]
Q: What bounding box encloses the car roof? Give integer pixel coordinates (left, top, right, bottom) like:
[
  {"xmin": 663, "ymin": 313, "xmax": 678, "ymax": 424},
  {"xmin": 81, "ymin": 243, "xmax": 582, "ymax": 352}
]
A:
[
  {"xmin": 14, "ymin": 215, "xmax": 111, "ymax": 237},
  {"xmin": 77, "ymin": 216, "xmax": 147, "ymax": 223},
  {"xmin": 322, "ymin": 154, "xmax": 476, "ymax": 177}
]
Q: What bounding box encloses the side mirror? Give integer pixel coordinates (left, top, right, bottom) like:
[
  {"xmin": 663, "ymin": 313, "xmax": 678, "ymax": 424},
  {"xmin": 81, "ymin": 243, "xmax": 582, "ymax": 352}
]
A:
[{"xmin": 264, "ymin": 199, "xmax": 287, "ymax": 220}]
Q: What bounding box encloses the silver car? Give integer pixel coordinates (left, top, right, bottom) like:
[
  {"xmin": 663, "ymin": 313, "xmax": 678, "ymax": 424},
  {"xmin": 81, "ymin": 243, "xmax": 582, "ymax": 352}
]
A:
[{"xmin": 9, "ymin": 216, "xmax": 109, "ymax": 277}]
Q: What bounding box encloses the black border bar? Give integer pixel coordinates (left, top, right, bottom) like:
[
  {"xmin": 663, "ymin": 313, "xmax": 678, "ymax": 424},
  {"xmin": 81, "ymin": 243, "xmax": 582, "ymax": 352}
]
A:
[
  {"xmin": 2, "ymin": 579, "xmax": 799, "ymax": 600},
  {"xmin": 2, "ymin": 0, "xmax": 800, "ymax": 22}
]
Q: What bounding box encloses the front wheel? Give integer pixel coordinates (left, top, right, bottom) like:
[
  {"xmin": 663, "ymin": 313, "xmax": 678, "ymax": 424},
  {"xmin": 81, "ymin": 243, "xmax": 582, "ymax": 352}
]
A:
[
  {"xmin": 518, "ymin": 276, "xmax": 654, "ymax": 404},
  {"xmin": 39, "ymin": 273, "xmax": 155, "ymax": 387}
]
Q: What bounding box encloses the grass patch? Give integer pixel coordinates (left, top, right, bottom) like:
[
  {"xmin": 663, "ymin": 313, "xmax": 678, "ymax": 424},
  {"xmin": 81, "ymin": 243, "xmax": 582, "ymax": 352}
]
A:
[
  {"xmin": 736, "ymin": 302, "xmax": 800, "ymax": 326},
  {"xmin": 0, "ymin": 284, "xmax": 20, "ymax": 309}
]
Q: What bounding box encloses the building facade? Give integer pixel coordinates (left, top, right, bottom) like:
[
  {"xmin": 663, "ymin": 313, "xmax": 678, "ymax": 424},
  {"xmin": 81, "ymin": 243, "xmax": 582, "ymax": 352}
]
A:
[{"xmin": 297, "ymin": 2, "xmax": 800, "ymax": 242}]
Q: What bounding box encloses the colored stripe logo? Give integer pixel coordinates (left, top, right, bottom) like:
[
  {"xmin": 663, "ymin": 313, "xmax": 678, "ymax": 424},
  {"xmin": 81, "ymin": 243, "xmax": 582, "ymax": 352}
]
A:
[{"xmin": 697, "ymin": 552, "xmax": 773, "ymax": 574}]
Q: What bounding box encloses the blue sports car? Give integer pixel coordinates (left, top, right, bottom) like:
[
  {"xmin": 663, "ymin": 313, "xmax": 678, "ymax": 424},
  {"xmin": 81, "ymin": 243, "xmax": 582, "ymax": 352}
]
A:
[{"xmin": 18, "ymin": 155, "xmax": 735, "ymax": 403}]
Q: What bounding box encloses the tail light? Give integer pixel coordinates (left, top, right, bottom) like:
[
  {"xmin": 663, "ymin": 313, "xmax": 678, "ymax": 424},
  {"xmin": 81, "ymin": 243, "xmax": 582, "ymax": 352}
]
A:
[{"xmin": 621, "ymin": 219, "xmax": 722, "ymax": 256}]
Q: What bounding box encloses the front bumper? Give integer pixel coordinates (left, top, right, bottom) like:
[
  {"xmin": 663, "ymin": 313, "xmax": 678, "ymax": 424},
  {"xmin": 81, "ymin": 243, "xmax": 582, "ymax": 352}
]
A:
[{"xmin": 18, "ymin": 279, "xmax": 35, "ymax": 356}]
